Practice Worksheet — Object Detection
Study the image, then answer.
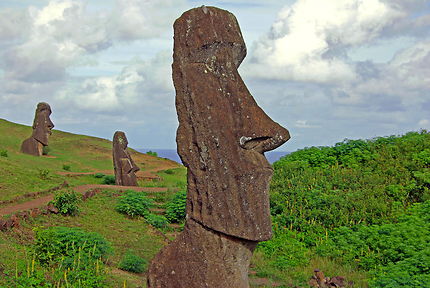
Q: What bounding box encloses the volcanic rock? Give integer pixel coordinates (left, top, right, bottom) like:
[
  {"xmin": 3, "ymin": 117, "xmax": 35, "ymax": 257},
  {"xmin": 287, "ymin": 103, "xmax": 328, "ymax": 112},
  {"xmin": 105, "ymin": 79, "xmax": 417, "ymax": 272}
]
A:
[
  {"xmin": 112, "ymin": 131, "xmax": 140, "ymax": 186},
  {"xmin": 21, "ymin": 102, "xmax": 54, "ymax": 156},
  {"xmin": 147, "ymin": 6, "xmax": 290, "ymax": 288}
]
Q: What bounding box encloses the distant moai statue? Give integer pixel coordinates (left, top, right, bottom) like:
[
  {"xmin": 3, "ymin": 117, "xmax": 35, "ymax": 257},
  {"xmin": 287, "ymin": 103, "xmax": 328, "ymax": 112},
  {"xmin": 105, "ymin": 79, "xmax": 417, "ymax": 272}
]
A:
[
  {"xmin": 147, "ymin": 6, "xmax": 290, "ymax": 288},
  {"xmin": 21, "ymin": 102, "xmax": 54, "ymax": 156},
  {"xmin": 112, "ymin": 131, "xmax": 140, "ymax": 186}
]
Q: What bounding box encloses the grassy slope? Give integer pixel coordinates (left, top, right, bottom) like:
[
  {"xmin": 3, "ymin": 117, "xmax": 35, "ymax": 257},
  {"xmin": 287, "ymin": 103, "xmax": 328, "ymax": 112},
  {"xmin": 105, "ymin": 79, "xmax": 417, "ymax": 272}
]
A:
[
  {"xmin": 0, "ymin": 118, "xmax": 179, "ymax": 201},
  {"xmin": 0, "ymin": 118, "xmax": 184, "ymax": 287}
]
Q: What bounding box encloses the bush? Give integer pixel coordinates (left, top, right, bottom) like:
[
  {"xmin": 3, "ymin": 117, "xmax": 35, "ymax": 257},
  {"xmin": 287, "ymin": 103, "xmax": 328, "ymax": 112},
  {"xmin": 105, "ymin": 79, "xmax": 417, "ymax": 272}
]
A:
[
  {"xmin": 102, "ymin": 175, "xmax": 115, "ymax": 185},
  {"xmin": 116, "ymin": 191, "xmax": 153, "ymax": 217},
  {"xmin": 42, "ymin": 146, "xmax": 50, "ymax": 155},
  {"xmin": 38, "ymin": 169, "xmax": 50, "ymax": 180},
  {"xmin": 5, "ymin": 250, "xmax": 107, "ymax": 287},
  {"xmin": 145, "ymin": 214, "xmax": 168, "ymax": 229},
  {"xmin": 0, "ymin": 150, "xmax": 8, "ymax": 157},
  {"xmin": 317, "ymin": 201, "xmax": 430, "ymax": 270},
  {"xmin": 51, "ymin": 190, "xmax": 80, "ymax": 216},
  {"xmin": 33, "ymin": 226, "xmax": 112, "ymax": 265},
  {"xmin": 257, "ymin": 228, "xmax": 309, "ymax": 269},
  {"xmin": 94, "ymin": 173, "xmax": 105, "ymax": 178},
  {"xmin": 165, "ymin": 191, "xmax": 187, "ymax": 223},
  {"xmin": 369, "ymin": 248, "xmax": 430, "ymax": 288},
  {"xmin": 163, "ymin": 169, "xmax": 175, "ymax": 175},
  {"xmin": 118, "ymin": 250, "xmax": 147, "ymax": 273},
  {"xmin": 62, "ymin": 164, "xmax": 71, "ymax": 171},
  {"xmin": 146, "ymin": 151, "xmax": 158, "ymax": 157}
]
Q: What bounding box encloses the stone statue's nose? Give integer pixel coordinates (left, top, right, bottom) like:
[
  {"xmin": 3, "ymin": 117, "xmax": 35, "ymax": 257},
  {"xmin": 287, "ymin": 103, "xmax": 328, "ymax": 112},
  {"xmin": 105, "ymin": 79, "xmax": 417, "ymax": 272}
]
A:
[
  {"xmin": 47, "ymin": 119, "xmax": 54, "ymax": 129},
  {"xmin": 239, "ymin": 103, "xmax": 290, "ymax": 153},
  {"xmin": 239, "ymin": 125, "xmax": 290, "ymax": 153}
]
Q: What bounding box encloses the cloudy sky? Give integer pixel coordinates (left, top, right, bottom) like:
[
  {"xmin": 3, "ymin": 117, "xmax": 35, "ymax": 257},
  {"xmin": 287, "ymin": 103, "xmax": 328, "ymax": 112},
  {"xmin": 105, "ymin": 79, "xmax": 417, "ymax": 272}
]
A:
[{"xmin": 1, "ymin": 0, "xmax": 429, "ymax": 152}]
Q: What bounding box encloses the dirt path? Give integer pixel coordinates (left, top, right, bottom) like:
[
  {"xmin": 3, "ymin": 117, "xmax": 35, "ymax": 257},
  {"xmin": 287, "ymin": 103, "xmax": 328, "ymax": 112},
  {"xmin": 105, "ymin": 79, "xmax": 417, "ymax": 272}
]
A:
[
  {"xmin": 73, "ymin": 184, "xmax": 167, "ymax": 194},
  {"xmin": 57, "ymin": 162, "xmax": 180, "ymax": 178},
  {"xmin": 0, "ymin": 184, "xmax": 167, "ymax": 217},
  {"xmin": 0, "ymin": 194, "xmax": 55, "ymax": 216}
]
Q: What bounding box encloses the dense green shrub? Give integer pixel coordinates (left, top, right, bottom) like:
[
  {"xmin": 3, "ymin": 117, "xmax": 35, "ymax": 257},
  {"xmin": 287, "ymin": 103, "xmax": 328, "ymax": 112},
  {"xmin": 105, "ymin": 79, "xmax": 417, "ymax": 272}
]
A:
[
  {"xmin": 51, "ymin": 190, "xmax": 80, "ymax": 215},
  {"xmin": 94, "ymin": 173, "xmax": 105, "ymax": 178},
  {"xmin": 33, "ymin": 226, "xmax": 112, "ymax": 265},
  {"xmin": 270, "ymin": 131, "xmax": 430, "ymax": 247},
  {"xmin": 118, "ymin": 250, "xmax": 148, "ymax": 273},
  {"xmin": 369, "ymin": 248, "xmax": 430, "ymax": 288},
  {"xmin": 165, "ymin": 191, "xmax": 187, "ymax": 223},
  {"xmin": 102, "ymin": 175, "xmax": 115, "ymax": 185},
  {"xmin": 38, "ymin": 169, "xmax": 50, "ymax": 180},
  {"xmin": 163, "ymin": 169, "xmax": 175, "ymax": 175},
  {"xmin": 62, "ymin": 164, "xmax": 71, "ymax": 171},
  {"xmin": 42, "ymin": 146, "xmax": 50, "ymax": 155},
  {"xmin": 145, "ymin": 214, "xmax": 168, "ymax": 229},
  {"xmin": 3, "ymin": 252, "xmax": 107, "ymax": 288},
  {"xmin": 116, "ymin": 191, "xmax": 153, "ymax": 217},
  {"xmin": 317, "ymin": 201, "xmax": 430, "ymax": 270},
  {"xmin": 262, "ymin": 131, "xmax": 430, "ymax": 285},
  {"xmin": 146, "ymin": 151, "xmax": 158, "ymax": 157},
  {"xmin": 0, "ymin": 150, "xmax": 7, "ymax": 157},
  {"xmin": 257, "ymin": 228, "xmax": 309, "ymax": 269}
]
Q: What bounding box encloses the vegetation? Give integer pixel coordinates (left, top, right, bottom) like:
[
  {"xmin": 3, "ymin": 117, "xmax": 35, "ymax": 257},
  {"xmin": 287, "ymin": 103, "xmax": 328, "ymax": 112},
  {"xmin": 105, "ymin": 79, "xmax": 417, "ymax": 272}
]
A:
[
  {"xmin": 146, "ymin": 151, "xmax": 158, "ymax": 157},
  {"xmin": 102, "ymin": 175, "xmax": 116, "ymax": 185},
  {"xmin": 62, "ymin": 164, "xmax": 71, "ymax": 171},
  {"xmin": 1, "ymin": 227, "xmax": 111, "ymax": 288},
  {"xmin": 116, "ymin": 191, "xmax": 154, "ymax": 217},
  {"xmin": 51, "ymin": 189, "xmax": 81, "ymax": 215},
  {"xmin": 165, "ymin": 190, "xmax": 187, "ymax": 223},
  {"xmin": 255, "ymin": 130, "xmax": 430, "ymax": 286},
  {"xmin": 145, "ymin": 214, "xmax": 169, "ymax": 229},
  {"xmin": 33, "ymin": 226, "xmax": 112, "ymax": 264},
  {"xmin": 2, "ymin": 117, "xmax": 429, "ymax": 287},
  {"xmin": 0, "ymin": 118, "xmax": 181, "ymax": 287},
  {"xmin": 118, "ymin": 250, "xmax": 148, "ymax": 273}
]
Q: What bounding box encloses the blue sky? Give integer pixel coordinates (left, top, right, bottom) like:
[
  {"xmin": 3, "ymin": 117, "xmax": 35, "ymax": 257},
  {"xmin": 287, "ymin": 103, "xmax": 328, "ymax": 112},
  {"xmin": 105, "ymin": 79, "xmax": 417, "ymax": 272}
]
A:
[{"xmin": 1, "ymin": 0, "xmax": 429, "ymax": 152}]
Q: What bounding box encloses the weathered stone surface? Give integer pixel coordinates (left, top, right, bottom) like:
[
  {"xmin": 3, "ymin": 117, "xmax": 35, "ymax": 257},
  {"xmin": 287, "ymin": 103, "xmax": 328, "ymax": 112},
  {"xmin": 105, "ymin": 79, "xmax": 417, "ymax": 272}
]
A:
[
  {"xmin": 148, "ymin": 6, "xmax": 289, "ymax": 287},
  {"xmin": 21, "ymin": 102, "xmax": 54, "ymax": 156},
  {"xmin": 174, "ymin": 6, "xmax": 290, "ymax": 241},
  {"xmin": 148, "ymin": 218, "xmax": 256, "ymax": 288},
  {"xmin": 113, "ymin": 131, "xmax": 139, "ymax": 186}
]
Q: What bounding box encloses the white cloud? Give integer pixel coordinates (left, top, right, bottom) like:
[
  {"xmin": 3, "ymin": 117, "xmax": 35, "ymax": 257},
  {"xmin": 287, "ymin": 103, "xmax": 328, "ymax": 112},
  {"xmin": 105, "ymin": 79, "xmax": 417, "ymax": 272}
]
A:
[
  {"xmin": 418, "ymin": 119, "xmax": 429, "ymax": 128},
  {"xmin": 0, "ymin": 8, "xmax": 30, "ymax": 42},
  {"xmin": 294, "ymin": 120, "xmax": 319, "ymax": 128},
  {"xmin": 247, "ymin": 0, "xmax": 404, "ymax": 83},
  {"xmin": 57, "ymin": 51, "xmax": 173, "ymax": 113},
  {"xmin": 110, "ymin": 0, "xmax": 186, "ymax": 40}
]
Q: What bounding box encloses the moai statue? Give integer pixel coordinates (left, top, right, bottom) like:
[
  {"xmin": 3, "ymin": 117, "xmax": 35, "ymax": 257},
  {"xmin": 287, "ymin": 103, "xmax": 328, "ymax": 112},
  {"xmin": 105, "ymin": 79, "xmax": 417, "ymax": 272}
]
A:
[
  {"xmin": 21, "ymin": 102, "xmax": 54, "ymax": 156},
  {"xmin": 113, "ymin": 131, "xmax": 140, "ymax": 186},
  {"xmin": 147, "ymin": 6, "xmax": 290, "ymax": 288}
]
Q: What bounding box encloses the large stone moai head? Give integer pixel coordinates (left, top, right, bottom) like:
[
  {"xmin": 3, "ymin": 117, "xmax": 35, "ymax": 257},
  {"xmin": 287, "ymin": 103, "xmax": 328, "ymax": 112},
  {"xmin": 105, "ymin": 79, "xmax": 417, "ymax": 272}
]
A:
[
  {"xmin": 113, "ymin": 131, "xmax": 140, "ymax": 186},
  {"xmin": 174, "ymin": 6, "xmax": 290, "ymax": 241},
  {"xmin": 21, "ymin": 102, "xmax": 54, "ymax": 156}
]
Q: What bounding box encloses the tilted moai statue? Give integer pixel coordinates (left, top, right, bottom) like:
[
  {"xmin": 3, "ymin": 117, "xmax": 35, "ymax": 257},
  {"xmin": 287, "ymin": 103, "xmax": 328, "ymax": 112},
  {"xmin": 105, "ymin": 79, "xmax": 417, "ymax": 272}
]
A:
[
  {"xmin": 113, "ymin": 131, "xmax": 140, "ymax": 186},
  {"xmin": 147, "ymin": 6, "xmax": 290, "ymax": 288},
  {"xmin": 21, "ymin": 102, "xmax": 54, "ymax": 156}
]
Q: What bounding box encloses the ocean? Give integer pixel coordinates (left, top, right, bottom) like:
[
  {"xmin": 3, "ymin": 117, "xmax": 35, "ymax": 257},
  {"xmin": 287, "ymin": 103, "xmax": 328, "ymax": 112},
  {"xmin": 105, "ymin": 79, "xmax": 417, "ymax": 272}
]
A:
[{"xmin": 137, "ymin": 149, "xmax": 289, "ymax": 164}]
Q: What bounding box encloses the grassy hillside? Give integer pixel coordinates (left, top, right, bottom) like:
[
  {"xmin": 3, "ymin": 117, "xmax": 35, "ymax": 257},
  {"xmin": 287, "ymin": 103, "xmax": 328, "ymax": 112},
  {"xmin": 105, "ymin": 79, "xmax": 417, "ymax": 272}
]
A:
[
  {"xmin": 2, "ymin": 117, "xmax": 428, "ymax": 287},
  {"xmin": 0, "ymin": 118, "xmax": 179, "ymax": 201},
  {"xmin": 0, "ymin": 118, "xmax": 185, "ymax": 287}
]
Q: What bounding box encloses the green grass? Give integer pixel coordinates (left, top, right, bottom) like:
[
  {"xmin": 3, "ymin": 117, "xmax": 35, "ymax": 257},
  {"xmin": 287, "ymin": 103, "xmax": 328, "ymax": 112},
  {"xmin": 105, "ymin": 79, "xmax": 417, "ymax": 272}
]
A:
[
  {"xmin": 0, "ymin": 118, "xmax": 184, "ymax": 287},
  {"xmin": 0, "ymin": 190, "xmax": 166, "ymax": 287},
  {"xmin": 0, "ymin": 118, "xmax": 181, "ymax": 201},
  {"xmin": 1, "ymin": 117, "xmax": 394, "ymax": 287}
]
